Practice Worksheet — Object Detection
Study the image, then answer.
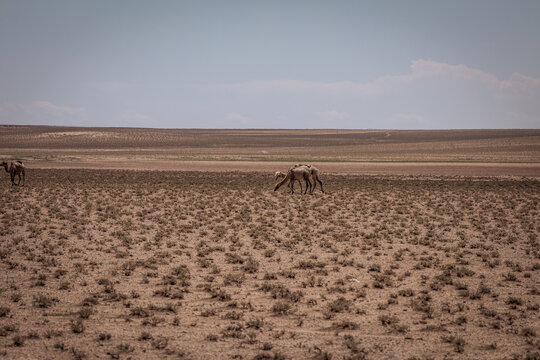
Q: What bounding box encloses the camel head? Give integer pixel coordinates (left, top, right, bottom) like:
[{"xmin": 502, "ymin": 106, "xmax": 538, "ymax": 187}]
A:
[
  {"xmin": 274, "ymin": 171, "xmax": 285, "ymax": 180},
  {"xmin": 1, "ymin": 161, "xmax": 8, "ymax": 172},
  {"xmin": 274, "ymin": 173, "xmax": 289, "ymax": 191}
]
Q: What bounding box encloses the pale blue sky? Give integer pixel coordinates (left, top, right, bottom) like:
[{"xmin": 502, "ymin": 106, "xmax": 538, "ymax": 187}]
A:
[{"xmin": 1, "ymin": 0, "xmax": 539, "ymax": 128}]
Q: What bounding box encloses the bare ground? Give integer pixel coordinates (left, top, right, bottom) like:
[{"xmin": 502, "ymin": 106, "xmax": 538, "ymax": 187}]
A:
[
  {"xmin": 0, "ymin": 127, "xmax": 539, "ymax": 359},
  {"xmin": 2, "ymin": 126, "xmax": 540, "ymax": 164},
  {"xmin": 0, "ymin": 170, "xmax": 538, "ymax": 359},
  {"xmin": 26, "ymin": 160, "xmax": 540, "ymax": 178}
]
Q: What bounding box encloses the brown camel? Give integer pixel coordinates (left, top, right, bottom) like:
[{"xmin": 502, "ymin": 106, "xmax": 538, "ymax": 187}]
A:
[
  {"xmin": 1, "ymin": 161, "xmax": 25, "ymax": 186},
  {"xmin": 274, "ymin": 171, "xmax": 301, "ymax": 193},
  {"xmin": 301, "ymin": 165, "xmax": 324, "ymax": 193},
  {"xmin": 274, "ymin": 166, "xmax": 312, "ymax": 194},
  {"xmin": 278, "ymin": 164, "xmax": 324, "ymax": 194}
]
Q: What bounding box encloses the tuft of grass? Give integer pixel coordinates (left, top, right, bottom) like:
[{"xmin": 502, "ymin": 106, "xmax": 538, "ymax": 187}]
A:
[
  {"xmin": 333, "ymin": 320, "xmax": 359, "ymax": 330},
  {"xmin": 378, "ymin": 314, "xmax": 399, "ymax": 326},
  {"xmin": 0, "ymin": 307, "xmax": 10, "ymax": 317},
  {"xmin": 271, "ymin": 301, "xmax": 292, "ymax": 315},
  {"xmin": 520, "ymin": 327, "xmax": 536, "ymax": 337},
  {"xmin": 98, "ymin": 332, "xmax": 111, "ymax": 341},
  {"xmin": 327, "ymin": 297, "xmax": 350, "ymax": 313},
  {"xmin": 33, "ymin": 294, "xmax": 56, "ymax": 308},
  {"xmin": 12, "ymin": 335, "xmax": 25, "ymax": 347},
  {"xmin": 151, "ymin": 336, "xmax": 168, "ymax": 350},
  {"xmin": 441, "ymin": 335, "xmax": 466, "ymax": 353},
  {"xmin": 70, "ymin": 319, "xmax": 85, "ymax": 334}
]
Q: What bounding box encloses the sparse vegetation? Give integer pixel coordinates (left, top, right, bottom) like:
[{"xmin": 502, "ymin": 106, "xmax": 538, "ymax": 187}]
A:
[{"xmin": 0, "ymin": 128, "xmax": 538, "ymax": 359}]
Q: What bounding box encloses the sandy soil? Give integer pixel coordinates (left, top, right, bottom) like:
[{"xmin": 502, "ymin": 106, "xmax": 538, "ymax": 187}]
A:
[
  {"xmin": 27, "ymin": 160, "xmax": 540, "ymax": 178},
  {"xmin": 2, "ymin": 126, "xmax": 540, "ymax": 164},
  {"xmin": 0, "ymin": 170, "xmax": 538, "ymax": 359},
  {"xmin": 1, "ymin": 127, "xmax": 539, "ymax": 359}
]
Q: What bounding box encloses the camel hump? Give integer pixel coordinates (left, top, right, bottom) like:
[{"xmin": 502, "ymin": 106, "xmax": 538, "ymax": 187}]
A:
[{"xmin": 289, "ymin": 163, "xmax": 309, "ymax": 171}]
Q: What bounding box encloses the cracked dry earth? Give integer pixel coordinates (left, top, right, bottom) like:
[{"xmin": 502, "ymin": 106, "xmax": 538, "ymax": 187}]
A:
[{"xmin": 0, "ymin": 169, "xmax": 538, "ymax": 359}]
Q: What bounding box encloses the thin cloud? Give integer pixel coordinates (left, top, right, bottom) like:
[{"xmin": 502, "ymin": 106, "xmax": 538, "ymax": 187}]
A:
[
  {"xmin": 388, "ymin": 113, "xmax": 427, "ymax": 127},
  {"xmin": 315, "ymin": 110, "xmax": 351, "ymax": 122},
  {"xmin": 31, "ymin": 101, "xmax": 86, "ymax": 117},
  {"xmin": 206, "ymin": 60, "xmax": 540, "ymax": 129},
  {"xmin": 410, "ymin": 60, "xmax": 498, "ymax": 84},
  {"xmin": 224, "ymin": 112, "xmax": 251, "ymax": 125},
  {"xmin": 500, "ymin": 72, "xmax": 540, "ymax": 93},
  {"xmin": 0, "ymin": 101, "xmax": 86, "ymax": 125},
  {"xmin": 216, "ymin": 60, "xmax": 536, "ymax": 97},
  {"xmin": 91, "ymin": 81, "xmax": 139, "ymax": 93},
  {"xmin": 508, "ymin": 112, "xmax": 540, "ymax": 127},
  {"xmin": 0, "ymin": 103, "xmax": 17, "ymax": 116},
  {"xmin": 119, "ymin": 112, "xmax": 154, "ymax": 126}
]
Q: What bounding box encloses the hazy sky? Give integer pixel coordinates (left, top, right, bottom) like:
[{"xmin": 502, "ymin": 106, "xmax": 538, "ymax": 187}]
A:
[{"xmin": 1, "ymin": 0, "xmax": 539, "ymax": 129}]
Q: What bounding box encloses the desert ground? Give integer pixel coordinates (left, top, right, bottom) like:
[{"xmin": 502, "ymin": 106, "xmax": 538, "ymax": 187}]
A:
[{"xmin": 0, "ymin": 126, "xmax": 539, "ymax": 359}]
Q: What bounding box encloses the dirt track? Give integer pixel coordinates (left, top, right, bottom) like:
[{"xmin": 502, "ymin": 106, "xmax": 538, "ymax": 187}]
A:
[{"xmin": 28, "ymin": 160, "xmax": 540, "ymax": 178}]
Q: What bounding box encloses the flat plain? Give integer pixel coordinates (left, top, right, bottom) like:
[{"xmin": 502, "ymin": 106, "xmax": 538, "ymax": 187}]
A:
[{"xmin": 0, "ymin": 126, "xmax": 539, "ymax": 359}]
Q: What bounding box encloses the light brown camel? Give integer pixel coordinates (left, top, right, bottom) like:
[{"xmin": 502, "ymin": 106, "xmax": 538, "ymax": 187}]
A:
[
  {"xmin": 274, "ymin": 170, "xmax": 300, "ymax": 193},
  {"xmin": 279, "ymin": 164, "xmax": 324, "ymax": 194},
  {"xmin": 301, "ymin": 165, "xmax": 324, "ymax": 193},
  {"xmin": 1, "ymin": 161, "xmax": 25, "ymax": 186},
  {"xmin": 274, "ymin": 166, "xmax": 312, "ymax": 194},
  {"xmin": 275, "ymin": 164, "xmax": 310, "ymax": 179},
  {"xmin": 274, "ymin": 171, "xmax": 286, "ymax": 180}
]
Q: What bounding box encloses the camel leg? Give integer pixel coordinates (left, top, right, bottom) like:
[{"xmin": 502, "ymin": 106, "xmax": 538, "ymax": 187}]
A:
[
  {"xmin": 290, "ymin": 179, "xmax": 298, "ymax": 194},
  {"xmin": 21, "ymin": 170, "xmax": 25, "ymax": 186},
  {"xmin": 292, "ymin": 179, "xmax": 303, "ymax": 194},
  {"xmin": 317, "ymin": 178, "xmax": 324, "ymax": 193},
  {"xmin": 313, "ymin": 176, "xmax": 323, "ymax": 193},
  {"xmin": 304, "ymin": 179, "xmax": 311, "ymax": 194},
  {"xmin": 13, "ymin": 171, "xmax": 21, "ymax": 186}
]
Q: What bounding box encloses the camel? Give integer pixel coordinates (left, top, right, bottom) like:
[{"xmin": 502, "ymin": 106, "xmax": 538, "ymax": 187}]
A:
[
  {"xmin": 274, "ymin": 170, "xmax": 302, "ymax": 193},
  {"xmin": 1, "ymin": 161, "xmax": 25, "ymax": 186},
  {"xmin": 276, "ymin": 164, "xmax": 324, "ymax": 194},
  {"xmin": 274, "ymin": 171, "xmax": 286, "ymax": 180},
  {"xmin": 275, "ymin": 164, "xmax": 310, "ymax": 180},
  {"xmin": 302, "ymin": 165, "xmax": 324, "ymax": 194},
  {"xmin": 274, "ymin": 166, "xmax": 312, "ymax": 194}
]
